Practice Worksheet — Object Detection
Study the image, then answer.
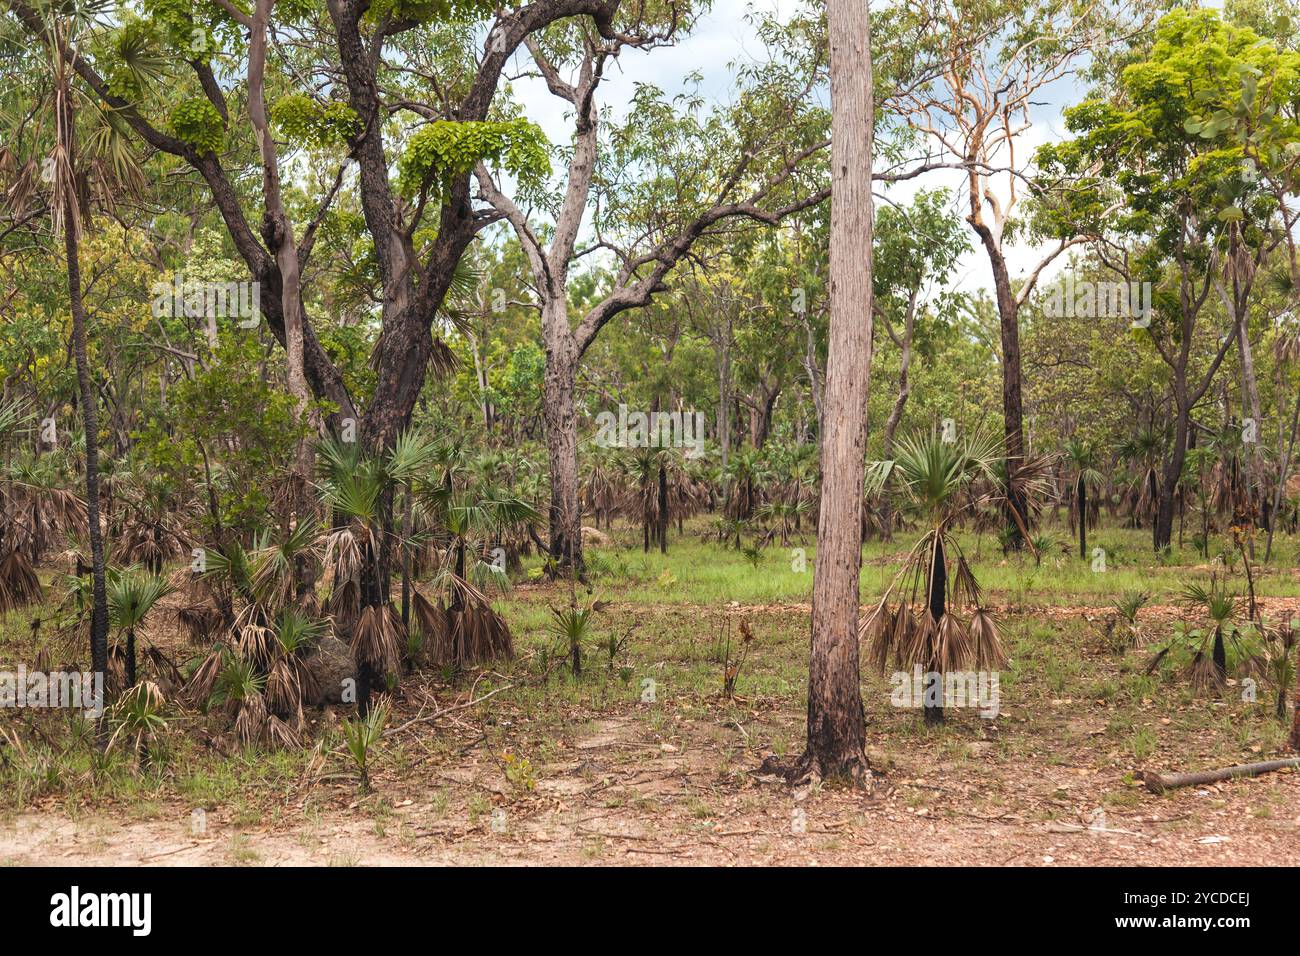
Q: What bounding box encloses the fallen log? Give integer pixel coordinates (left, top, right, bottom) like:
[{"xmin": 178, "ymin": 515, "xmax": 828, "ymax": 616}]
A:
[{"xmin": 1141, "ymin": 758, "xmax": 1300, "ymax": 794}]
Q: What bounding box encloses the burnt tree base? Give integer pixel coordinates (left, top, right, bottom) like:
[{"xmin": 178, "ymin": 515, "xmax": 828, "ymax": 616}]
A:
[{"xmin": 758, "ymin": 749, "xmax": 872, "ymax": 790}]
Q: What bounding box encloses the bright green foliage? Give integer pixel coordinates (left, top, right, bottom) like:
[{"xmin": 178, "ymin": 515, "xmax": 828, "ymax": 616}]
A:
[
  {"xmin": 170, "ymin": 97, "xmax": 225, "ymax": 154},
  {"xmin": 1037, "ymin": 8, "xmax": 1300, "ymax": 251},
  {"xmin": 270, "ymin": 95, "xmax": 361, "ymax": 149},
  {"xmin": 101, "ymin": 19, "xmax": 167, "ymax": 103},
  {"xmin": 367, "ymin": 0, "xmax": 497, "ymax": 25},
  {"xmin": 397, "ymin": 118, "xmax": 550, "ymax": 199}
]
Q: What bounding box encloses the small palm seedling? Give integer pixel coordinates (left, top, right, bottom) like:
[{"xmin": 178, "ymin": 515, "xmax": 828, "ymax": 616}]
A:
[
  {"xmin": 1259, "ymin": 616, "xmax": 1297, "ymax": 723},
  {"xmin": 107, "ymin": 681, "xmax": 167, "ymax": 769},
  {"xmin": 1105, "ymin": 591, "xmax": 1148, "ymax": 650},
  {"xmin": 263, "ymin": 609, "xmax": 325, "ymax": 745},
  {"xmin": 1147, "ymin": 574, "xmax": 1243, "ymax": 692},
  {"xmin": 860, "ymin": 426, "xmax": 1012, "ymax": 724},
  {"xmin": 341, "ymin": 698, "xmax": 389, "ymax": 792},
  {"xmin": 208, "ymin": 653, "xmax": 269, "ymax": 747},
  {"xmin": 1029, "ymin": 531, "xmax": 1058, "ymax": 567},
  {"xmin": 549, "ymin": 601, "xmax": 606, "ymax": 677}
]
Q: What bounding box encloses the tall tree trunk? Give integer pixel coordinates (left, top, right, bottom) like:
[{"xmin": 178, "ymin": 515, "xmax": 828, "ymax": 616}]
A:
[
  {"xmin": 797, "ymin": 0, "xmax": 873, "ymax": 784},
  {"xmin": 1076, "ymin": 473, "xmax": 1087, "ymax": 560},
  {"xmin": 990, "ymin": 262, "xmax": 1028, "ymax": 549},
  {"xmin": 657, "ymin": 460, "xmax": 668, "ymax": 555},
  {"xmin": 924, "ymin": 531, "xmax": 946, "ymax": 725},
  {"xmin": 542, "ymin": 309, "xmax": 583, "ymax": 574},
  {"xmin": 1265, "ymin": 382, "xmax": 1300, "ymax": 562},
  {"xmin": 716, "ymin": 324, "xmax": 733, "ymax": 513},
  {"xmin": 63, "ymin": 193, "xmax": 109, "ymax": 702},
  {"xmin": 1154, "ymin": 407, "xmax": 1189, "ymax": 552}
]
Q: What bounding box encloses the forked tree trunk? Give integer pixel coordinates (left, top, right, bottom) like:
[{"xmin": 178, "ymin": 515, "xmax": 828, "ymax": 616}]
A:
[{"xmin": 796, "ymin": 0, "xmax": 873, "ymax": 784}]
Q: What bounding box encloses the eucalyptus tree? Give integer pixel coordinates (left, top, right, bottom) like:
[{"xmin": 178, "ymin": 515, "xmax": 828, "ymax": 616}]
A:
[
  {"xmin": 794, "ymin": 0, "xmax": 873, "ymax": 785},
  {"xmin": 872, "ymin": 189, "xmax": 969, "ymax": 459},
  {"xmin": 475, "ymin": 6, "xmax": 833, "ymax": 573},
  {"xmin": 4, "ymin": 0, "xmax": 642, "ymax": 618},
  {"xmin": 894, "ymin": 0, "xmax": 1142, "ymax": 547},
  {"xmin": 1039, "ymin": 8, "xmax": 1299, "ymax": 551}
]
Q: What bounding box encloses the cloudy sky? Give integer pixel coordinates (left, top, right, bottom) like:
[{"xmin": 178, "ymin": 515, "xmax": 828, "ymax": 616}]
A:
[{"xmin": 505, "ymin": 0, "xmax": 1089, "ymax": 296}]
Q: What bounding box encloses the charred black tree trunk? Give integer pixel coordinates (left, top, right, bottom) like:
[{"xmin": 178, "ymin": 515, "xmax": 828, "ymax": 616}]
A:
[
  {"xmin": 925, "ymin": 532, "xmax": 946, "ymax": 725},
  {"xmin": 658, "ymin": 462, "xmax": 668, "ymax": 555},
  {"xmin": 63, "ymin": 192, "xmax": 109, "ymax": 704},
  {"xmin": 1076, "ymin": 474, "xmax": 1087, "ymax": 560}
]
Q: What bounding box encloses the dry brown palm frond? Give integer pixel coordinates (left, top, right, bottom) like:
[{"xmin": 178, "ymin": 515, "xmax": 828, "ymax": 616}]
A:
[
  {"xmin": 1144, "ymin": 645, "xmax": 1171, "ymax": 675},
  {"xmin": 266, "ymin": 713, "xmax": 301, "ymax": 749},
  {"xmin": 859, "ymin": 597, "xmax": 895, "ymax": 675},
  {"xmin": 321, "ymin": 527, "xmax": 362, "ymax": 590},
  {"xmin": 933, "ymin": 613, "xmax": 973, "ymax": 672},
  {"xmin": 144, "ymin": 646, "xmax": 184, "ymax": 696},
  {"xmin": 411, "ymin": 588, "xmax": 450, "ymax": 665},
  {"xmin": 950, "ymin": 553, "xmax": 982, "ymax": 611},
  {"xmin": 264, "ymin": 656, "xmax": 301, "ymax": 715},
  {"xmin": 234, "ymin": 692, "xmax": 268, "ymax": 747},
  {"xmin": 106, "ymin": 641, "xmax": 128, "ymax": 696},
  {"xmin": 236, "ymin": 621, "xmax": 273, "ymax": 668},
  {"xmin": 969, "ymin": 607, "xmax": 1005, "ymax": 670},
  {"xmin": 446, "ymin": 595, "xmax": 514, "ymax": 668},
  {"xmin": 325, "ymin": 577, "xmax": 360, "ymax": 629},
  {"xmin": 175, "ymin": 601, "xmax": 223, "ymax": 646},
  {"xmin": 184, "ymin": 646, "xmax": 227, "ymax": 706},
  {"xmin": 351, "ymin": 604, "xmax": 404, "ymax": 678},
  {"xmin": 1187, "ymin": 649, "xmax": 1222, "ymax": 691},
  {"xmin": 39, "ymin": 486, "xmax": 88, "ymax": 534},
  {"xmin": 899, "ymin": 610, "xmax": 935, "ymax": 669},
  {"xmin": 0, "ymin": 550, "xmax": 44, "ymax": 613},
  {"xmin": 891, "ymin": 605, "xmax": 918, "ymax": 667}
]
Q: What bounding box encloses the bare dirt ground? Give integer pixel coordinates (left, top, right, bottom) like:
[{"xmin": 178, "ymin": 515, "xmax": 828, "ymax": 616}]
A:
[
  {"xmin": 3, "ymin": 703, "xmax": 1297, "ymax": 866},
  {"xmin": 4, "ymin": 576, "xmax": 1300, "ymax": 867}
]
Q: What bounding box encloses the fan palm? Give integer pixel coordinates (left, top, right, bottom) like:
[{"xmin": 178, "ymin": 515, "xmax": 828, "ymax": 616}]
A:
[
  {"xmin": 1117, "ymin": 427, "xmax": 1165, "ymax": 529},
  {"xmin": 860, "ymin": 426, "xmax": 1008, "ymax": 724},
  {"xmin": 315, "ymin": 429, "xmax": 439, "ymax": 711},
  {"xmin": 106, "ymin": 568, "xmax": 173, "ymax": 691},
  {"xmin": 1062, "ymin": 439, "xmax": 1104, "ymax": 559},
  {"xmin": 3, "ymin": 0, "xmax": 147, "ymax": 717},
  {"xmin": 1178, "ymin": 575, "xmax": 1239, "ymax": 690},
  {"xmin": 411, "ymin": 473, "xmax": 538, "ymax": 668}
]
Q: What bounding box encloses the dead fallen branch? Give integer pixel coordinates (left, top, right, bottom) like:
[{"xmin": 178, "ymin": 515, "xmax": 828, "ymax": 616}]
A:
[
  {"xmin": 383, "ymin": 684, "xmax": 515, "ymax": 737},
  {"xmin": 1141, "ymin": 758, "xmax": 1300, "ymax": 794}
]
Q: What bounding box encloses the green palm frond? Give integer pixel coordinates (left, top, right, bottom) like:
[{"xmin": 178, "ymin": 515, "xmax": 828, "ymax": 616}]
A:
[{"xmin": 107, "ymin": 570, "xmax": 173, "ymax": 632}]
